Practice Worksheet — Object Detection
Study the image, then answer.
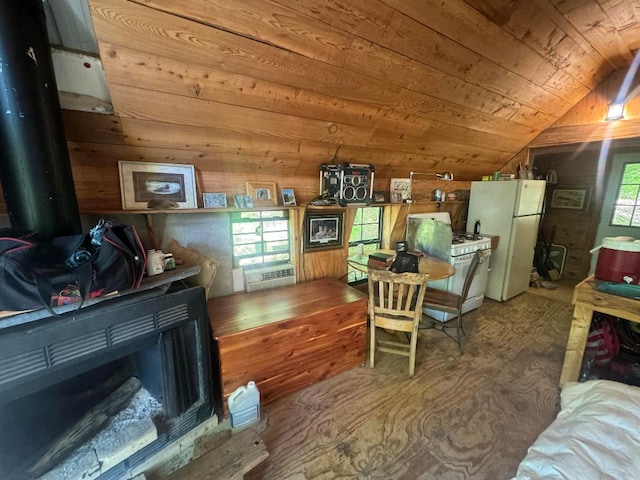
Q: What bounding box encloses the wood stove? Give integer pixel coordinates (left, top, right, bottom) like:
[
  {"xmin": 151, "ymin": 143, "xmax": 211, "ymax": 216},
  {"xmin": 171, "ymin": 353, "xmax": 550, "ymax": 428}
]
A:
[{"xmin": 0, "ymin": 286, "xmax": 217, "ymax": 479}]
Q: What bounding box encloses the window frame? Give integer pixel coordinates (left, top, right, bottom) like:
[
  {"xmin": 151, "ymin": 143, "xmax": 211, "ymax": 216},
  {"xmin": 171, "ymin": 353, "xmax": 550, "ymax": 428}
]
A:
[
  {"xmin": 347, "ymin": 206, "xmax": 383, "ymax": 284},
  {"xmin": 230, "ymin": 210, "xmax": 291, "ymax": 268},
  {"xmin": 610, "ymin": 161, "xmax": 640, "ymax": 228}
]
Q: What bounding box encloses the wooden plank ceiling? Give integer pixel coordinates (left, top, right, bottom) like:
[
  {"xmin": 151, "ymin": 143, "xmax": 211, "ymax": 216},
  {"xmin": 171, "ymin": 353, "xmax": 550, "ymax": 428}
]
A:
[{"xmin": 88, "ymin": 0, "xmax": 640, "ymax": 181}]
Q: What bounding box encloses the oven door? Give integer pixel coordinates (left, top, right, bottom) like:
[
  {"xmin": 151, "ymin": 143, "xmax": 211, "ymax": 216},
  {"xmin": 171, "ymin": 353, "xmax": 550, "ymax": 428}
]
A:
[{"xmin": 449, "ymin": 250, "xmax": 491, "ymax": 298}]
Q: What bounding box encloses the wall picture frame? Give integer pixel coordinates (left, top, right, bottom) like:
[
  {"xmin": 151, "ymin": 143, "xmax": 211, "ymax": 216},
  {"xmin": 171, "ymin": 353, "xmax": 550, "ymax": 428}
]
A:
[
  {"xmin": 281, "ymin": 188, "xmax": 297, "ymax": 206},
  {"xmin": 390, "ymin": 178, "xmax": 411, "ymax": 203},
  {"xmin": 303, "ymin": 211, "xmax": 344, "ymax": 252},
  {"xmin": 118, "ymin": 161, "xmax": 197, "ymax": 210},
  {"xmin": 233, "ymin": 194, "xmax": 254, "ymax": 208},
  {"xmin": 203, "ymin": 192, "xmax": 228, "ymax": 208},
  {"xmin": 373, "ymin": 190, "xmax": 388, "ymax": 203},
  {"xmin": 550, "ymin": 187, "xmax": 590, "ymax": 211},
  {"xmin": 246, "ymin": 181, "xmax": 277, "ymax": 207}
]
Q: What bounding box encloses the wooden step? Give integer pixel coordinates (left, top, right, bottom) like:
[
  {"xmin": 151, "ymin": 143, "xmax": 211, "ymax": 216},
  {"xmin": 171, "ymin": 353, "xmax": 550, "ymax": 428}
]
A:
[{"xmin": 163, "ymin": 426, "xmax": 268, "ymax": 480}]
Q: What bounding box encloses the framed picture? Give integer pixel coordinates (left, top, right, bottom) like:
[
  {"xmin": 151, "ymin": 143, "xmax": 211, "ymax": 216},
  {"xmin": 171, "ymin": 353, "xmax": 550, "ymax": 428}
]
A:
[
  {"xmin": 303, "ymin": 211, "xmax": 344, "ymax": 252},
  {"xmin": 281, "ymin": 188, "xmax": 297, "ymax": 206},
  {"xmin": 233, "ymin": 194, "xmax": 254, "ymax": 208},
  {"xmin": 390, "ymin": 178, "xmax": 411, "ymax": 203},
  {"xmin": 550, "ymin": 187, "xmax": 590, "ymax": 211},
  {"xmin": 203, "ymin": 192, "xmax": 227, "ymax": 208},
  {"xmin": 247, "ymin": 181, "xmax": 277, "ymax": 207},
  {"xmin": 373, "ymin": 190, "xmax": 388, "ymax": 203},
  {"xmin": 118, "ymin": 161, "xmax": 197, "ymax": 210}
]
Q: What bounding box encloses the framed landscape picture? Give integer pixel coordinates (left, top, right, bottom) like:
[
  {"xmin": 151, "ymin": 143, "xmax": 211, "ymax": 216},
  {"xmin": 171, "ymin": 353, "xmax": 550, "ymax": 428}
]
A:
[
  {"xmin": 118, "ymin": 161, "xmax": 197, "ymax": 210},
  {"xmin": 303, "ymin": 211, "xmax": 344, "ymax": 252},
  {"xmin": 281, "ymin": 188, "xmax": 297, "ymax": 206},
  {"xmin": 550, "ymin": 187, "xmax": 590, "ymax": 211}
]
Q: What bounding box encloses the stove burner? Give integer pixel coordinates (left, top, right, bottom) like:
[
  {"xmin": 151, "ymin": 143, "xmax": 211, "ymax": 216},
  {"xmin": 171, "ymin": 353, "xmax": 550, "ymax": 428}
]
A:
[{"xmin": 452, "ymin": 232, "xmax": 483, "ymax": 243}]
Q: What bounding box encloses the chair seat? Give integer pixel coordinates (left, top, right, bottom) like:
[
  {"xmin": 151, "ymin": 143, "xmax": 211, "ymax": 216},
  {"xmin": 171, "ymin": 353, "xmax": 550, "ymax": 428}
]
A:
[{"xmin": 422, "ymin": 288, "xmax": 461, "ymax": 313}]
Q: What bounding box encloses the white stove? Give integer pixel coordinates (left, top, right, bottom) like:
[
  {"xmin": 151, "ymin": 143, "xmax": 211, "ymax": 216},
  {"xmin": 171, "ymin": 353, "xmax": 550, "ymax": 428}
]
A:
[
  {"xmin": 406, "ymin": 212, "xmax": 492, "ymax": 323},
  {"xmin": 451, "ymin": 232, "xmax": 492, "ymax": 257}
]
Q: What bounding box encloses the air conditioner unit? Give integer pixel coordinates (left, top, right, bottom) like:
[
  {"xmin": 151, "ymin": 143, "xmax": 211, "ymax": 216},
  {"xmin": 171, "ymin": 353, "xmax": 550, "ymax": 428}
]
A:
[{"xmin": 243, "ymin": 263, "xmax": 296, "ymax": 292}]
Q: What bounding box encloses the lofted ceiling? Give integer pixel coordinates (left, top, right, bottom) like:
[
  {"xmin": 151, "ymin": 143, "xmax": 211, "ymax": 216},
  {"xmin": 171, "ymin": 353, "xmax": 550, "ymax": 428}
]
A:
[{"xmin": 82, "ymin": 0, "xmax": 640, "ymax": 182}]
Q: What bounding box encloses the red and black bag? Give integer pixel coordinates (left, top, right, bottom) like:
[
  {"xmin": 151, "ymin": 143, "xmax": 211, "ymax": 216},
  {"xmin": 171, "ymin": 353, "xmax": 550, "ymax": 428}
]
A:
[
  {"xmin": 585, "ymin": 314, "xmax": 620, "ymax": 366},
  {"xmin": 0, "ymin": 219, "xmax": 146, "ymax": 313}
]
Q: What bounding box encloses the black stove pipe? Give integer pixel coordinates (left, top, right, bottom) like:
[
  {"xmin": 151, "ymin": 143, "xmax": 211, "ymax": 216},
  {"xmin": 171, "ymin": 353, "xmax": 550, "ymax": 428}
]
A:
[{"xmin": 0, "ymin": 0, "xmax": 81, "ymax": 238}]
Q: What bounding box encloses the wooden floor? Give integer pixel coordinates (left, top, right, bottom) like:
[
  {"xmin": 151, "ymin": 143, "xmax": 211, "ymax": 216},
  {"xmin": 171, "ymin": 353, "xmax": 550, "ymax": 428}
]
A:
[
  {"xmin": 245, "ymin": 290, "xmax": 575, "ymax": 479},
  {"xmin": 526, "ymin": 277, "xmax": 579, "ymax": 305}
]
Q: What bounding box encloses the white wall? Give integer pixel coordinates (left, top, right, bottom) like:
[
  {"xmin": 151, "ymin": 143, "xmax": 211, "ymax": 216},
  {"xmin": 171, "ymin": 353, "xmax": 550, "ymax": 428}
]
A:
[{"xmin": 82, "ymin": 213, "xmax": 234, "ymax": 297}]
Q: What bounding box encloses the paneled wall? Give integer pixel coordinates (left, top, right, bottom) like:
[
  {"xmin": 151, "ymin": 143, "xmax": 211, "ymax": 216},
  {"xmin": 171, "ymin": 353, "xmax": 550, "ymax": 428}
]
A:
[
  {"xmin": 531, "ymin": 150, "xmax": 602, "ymax": 280},
  {"xmin": 529, "ymin": 67, "xmax": 640, "ymax": 148},
  {"xmin": 528, "ymin": 67, "xmax": 640, "ymax": 280}
]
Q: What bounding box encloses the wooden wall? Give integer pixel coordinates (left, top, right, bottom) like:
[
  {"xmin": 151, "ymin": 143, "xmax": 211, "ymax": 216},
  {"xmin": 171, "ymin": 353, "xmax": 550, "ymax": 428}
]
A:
[
  {"xmin": 75, "ymin": 0, "xmax": 632, "ymax": 201},
  {"xmin": 531, "ymin": 150, "xmax": 602, "ymax": 280},
  {"xmin": 529, "ymin": 67, "xmax": 640, "ymax": 148},
  {"xmin": 528, "ymin": 67, "xmax": 640, "ymax": 280}
]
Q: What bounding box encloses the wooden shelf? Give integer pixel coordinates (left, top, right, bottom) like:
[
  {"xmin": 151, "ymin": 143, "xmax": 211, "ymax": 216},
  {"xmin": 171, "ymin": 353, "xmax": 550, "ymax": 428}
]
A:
[
  {"xmin": 80, "ymin": 200, "xmax": 467, "ymax": 216},
  {"xmin": 81, "ymin": 206, "xmax": 305, "ymax": 215}
]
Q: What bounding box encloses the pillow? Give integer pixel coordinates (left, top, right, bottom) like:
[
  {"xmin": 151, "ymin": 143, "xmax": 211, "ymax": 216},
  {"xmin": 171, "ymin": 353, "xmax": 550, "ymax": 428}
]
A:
[{"xmin": 166, "ymin": 240, "xmax": 218, "ymax": 299}]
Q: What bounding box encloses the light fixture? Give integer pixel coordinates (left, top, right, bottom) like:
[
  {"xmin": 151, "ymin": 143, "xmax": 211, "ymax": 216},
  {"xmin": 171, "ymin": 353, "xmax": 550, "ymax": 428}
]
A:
[{"xmin": 605, "ymin": 101, "xmax": 625, "ymax": 121}]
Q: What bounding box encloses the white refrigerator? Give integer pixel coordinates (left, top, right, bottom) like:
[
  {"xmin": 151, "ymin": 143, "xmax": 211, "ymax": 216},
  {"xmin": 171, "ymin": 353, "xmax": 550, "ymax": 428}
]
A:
[{"xmin": 466, "ymin": 180, "xmax": 546, "ymax": 301}]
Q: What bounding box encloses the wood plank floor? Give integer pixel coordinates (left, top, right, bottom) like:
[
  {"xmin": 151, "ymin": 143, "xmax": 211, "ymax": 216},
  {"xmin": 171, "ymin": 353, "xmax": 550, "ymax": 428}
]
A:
[
  {"xmin": 245, "ymin": 291, "xmax": 574, "ymax": 479},
  {"xmin": 527, "ymin": 277, "xmax": 579, "ymax": 305}
]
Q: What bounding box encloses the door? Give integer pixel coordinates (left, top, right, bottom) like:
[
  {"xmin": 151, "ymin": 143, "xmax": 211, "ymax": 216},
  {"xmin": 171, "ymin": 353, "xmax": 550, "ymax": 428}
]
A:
[
  {"xmin": 590, "ymin": 151, "xmax": 640, "ymax": 272},
  {"xmin": 514, "ymin": 180, "xmax": 546, "ymax": 216},
  {"xmin": 503, "ymin": 214, "xmax": 541, "ymax": 300}
]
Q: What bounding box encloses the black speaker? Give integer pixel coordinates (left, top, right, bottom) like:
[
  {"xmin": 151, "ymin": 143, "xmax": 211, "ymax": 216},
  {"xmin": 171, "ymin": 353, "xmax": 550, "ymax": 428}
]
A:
[{"xmin": 339, "ymin": 163, "xmax": 374, "ymax": 206}]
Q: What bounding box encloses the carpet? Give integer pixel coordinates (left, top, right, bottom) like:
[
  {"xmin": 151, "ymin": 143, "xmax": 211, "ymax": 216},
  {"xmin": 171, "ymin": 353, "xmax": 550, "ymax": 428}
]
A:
[{"xmin": 246, "ymin": 293, "xmax": 573, "ymax": 480}]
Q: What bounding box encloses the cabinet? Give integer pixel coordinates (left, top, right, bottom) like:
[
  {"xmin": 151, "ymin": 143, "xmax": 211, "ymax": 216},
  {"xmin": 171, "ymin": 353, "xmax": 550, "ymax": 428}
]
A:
[
  {"xmin": 207, "ymin": 278, "xmax": 368, "ymax": 414},
  {"xmin": 559, "ymin": 275, "xmax": 640, "ymax": 386}
]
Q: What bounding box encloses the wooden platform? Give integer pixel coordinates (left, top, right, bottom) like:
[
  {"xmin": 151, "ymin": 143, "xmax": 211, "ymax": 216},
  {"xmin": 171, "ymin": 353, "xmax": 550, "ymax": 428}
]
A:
[{"xmin": 207, "ymin": 278, "xmax": 368, "ymax": 413}]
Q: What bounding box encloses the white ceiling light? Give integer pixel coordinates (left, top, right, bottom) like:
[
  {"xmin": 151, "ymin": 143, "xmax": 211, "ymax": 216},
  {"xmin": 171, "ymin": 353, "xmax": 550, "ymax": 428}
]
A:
[{"xmin": 605, "ymin": 102, "xmax": 625, "ymax": 121}]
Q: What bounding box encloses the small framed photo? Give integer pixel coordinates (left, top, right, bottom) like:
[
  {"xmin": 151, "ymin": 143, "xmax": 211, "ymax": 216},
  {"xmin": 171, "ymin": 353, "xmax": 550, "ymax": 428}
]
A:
[
  {"xmin": 233, "ymin": 194, "xmax": 255, "ymax": 208},
  {"xmin": 303, "ymin": 211, "xmax": 344, "ymax": 252},
  {"xmin": 118, "ymin": 161, "xmax": 197, "ymax": 210},
  {"xmin": 373, "ymin": 190, "xmax": 388, "ymax": 203},
  {"xmin": 203, "ymin": 192, "xmax": 227, "ymax": 208},
  {"xmin": 281, "ymin": 188, "xmax": 297, "ymax": 206},
  {"xmin": 550, "ymin": 187, "xmax": 590, "ymax": 211},
  {"xmin": 390, "ymin": 178, "xmax": 411, "ymax": 203},
  {"xmin": 247, "ymin": 181, "xmax": 277, "ymax": 207}
]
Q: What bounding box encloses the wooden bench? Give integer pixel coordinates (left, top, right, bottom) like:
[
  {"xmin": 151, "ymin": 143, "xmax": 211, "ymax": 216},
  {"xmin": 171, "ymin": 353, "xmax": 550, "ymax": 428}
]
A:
[{"xmin": 207, "ymin": 278, "xmax": 368, "ymax": 414}]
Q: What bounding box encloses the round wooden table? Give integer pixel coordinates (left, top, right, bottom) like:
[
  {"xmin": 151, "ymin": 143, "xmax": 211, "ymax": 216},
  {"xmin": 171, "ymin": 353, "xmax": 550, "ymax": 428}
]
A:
[{"xmin": 348, "ymin": 249, "xmax": 455, "ymax": 281}]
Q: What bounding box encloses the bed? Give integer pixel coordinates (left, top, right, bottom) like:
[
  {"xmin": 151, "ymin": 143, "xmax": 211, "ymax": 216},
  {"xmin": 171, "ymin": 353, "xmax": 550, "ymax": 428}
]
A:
[{"xmin": 513, "ymin": 379, "xmax": 640, "ymax": 479}]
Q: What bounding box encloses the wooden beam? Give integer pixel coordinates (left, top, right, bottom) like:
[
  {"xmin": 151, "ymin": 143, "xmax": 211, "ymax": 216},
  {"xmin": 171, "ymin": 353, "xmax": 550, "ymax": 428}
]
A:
[{"xmin": 528, "ymin": 118, "xmax": 640, "ymax": 147}]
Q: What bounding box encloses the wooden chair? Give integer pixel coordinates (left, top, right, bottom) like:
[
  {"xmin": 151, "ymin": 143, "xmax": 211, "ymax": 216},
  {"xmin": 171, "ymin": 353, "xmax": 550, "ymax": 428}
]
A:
[
  {"xmin": 421, "ymin": 249, "xmax": 486, "ymax": 355},
  {"xmin": 367, "ymin": 269, "xmax": 429, "ymax": 377}
]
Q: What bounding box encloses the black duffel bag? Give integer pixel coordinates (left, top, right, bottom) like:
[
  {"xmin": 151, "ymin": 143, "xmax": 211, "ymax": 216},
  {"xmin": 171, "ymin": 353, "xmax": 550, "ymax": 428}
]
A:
[{"xmin": 0, "ymin": 219, "xmax": 147, "ymax": 312}]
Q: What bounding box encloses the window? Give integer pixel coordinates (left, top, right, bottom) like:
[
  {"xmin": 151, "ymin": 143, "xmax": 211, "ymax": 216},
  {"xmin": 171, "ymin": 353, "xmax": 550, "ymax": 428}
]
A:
[
  {"xmin": 347, "ymin": 207, "xmax": 383, "ymax": 283},
  {"xmin": 231, "ymin": 210, "xmax": 290, "ymax": 267},
  {"xmin": 611, "ymin": 162, "xmax": 640, "ymax": 227}
]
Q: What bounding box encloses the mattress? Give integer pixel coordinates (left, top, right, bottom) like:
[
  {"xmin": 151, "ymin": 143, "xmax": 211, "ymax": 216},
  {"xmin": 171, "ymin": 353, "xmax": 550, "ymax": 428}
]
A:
[{"xmin": 513, "ymin": 379, "xmax": 640, "ymax": 479}]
